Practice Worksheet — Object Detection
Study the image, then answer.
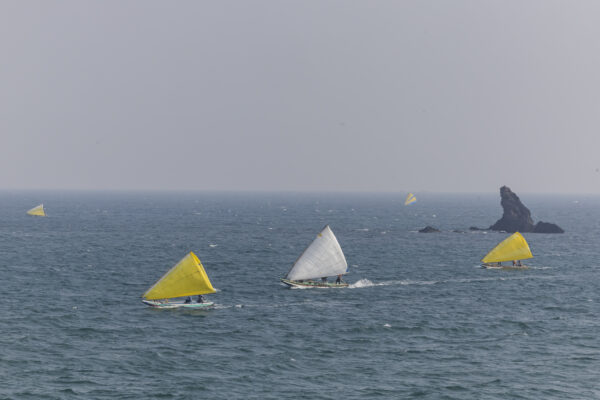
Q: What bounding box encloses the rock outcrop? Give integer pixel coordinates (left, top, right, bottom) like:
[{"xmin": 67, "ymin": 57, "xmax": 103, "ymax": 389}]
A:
[
  {"xmin": 489, "ymin": 186, "xmax": 564, "ymax": 233},
  {"xmin": 533, "ymin": 221, "xmax": 564, "ymax": 234},
  {"xmin": 419, "ymin": 226, "xmax": 440, "ymax": 233}
]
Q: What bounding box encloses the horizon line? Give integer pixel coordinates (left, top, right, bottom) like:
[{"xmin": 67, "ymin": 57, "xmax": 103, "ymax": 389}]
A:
[{"xmin": 0, "ymin": 187, "xmax": 597, "ymax": 196}]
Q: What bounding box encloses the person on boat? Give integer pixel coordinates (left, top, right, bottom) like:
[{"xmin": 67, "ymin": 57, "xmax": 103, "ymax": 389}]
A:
[
  {"xmin": 335, "ymin": 274, "xmax": 342, "ymax": 284},
  {"xmin": 512, "ymin": 260, "xmax": 517, "ymax": 266},
  {"xmin": 196, "ymin": 295, "xmax": 205, "ymax": 303},
  {"xmin": 496, "ymin": 262, "xmax": 501, "ymax": 267},
  {"xmin": 517, "ymin": 260, "xmax": 522, "ymax": 266},
  {"xmin": 184, "ymin": 296, "xmax": 192, "ymax": 304},
  {"xmin": 321, "ymin": 277, "xmax": 328, "ymax": 284}
]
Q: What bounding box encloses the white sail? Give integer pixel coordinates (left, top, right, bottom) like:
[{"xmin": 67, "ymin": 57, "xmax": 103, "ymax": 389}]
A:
[{"xmin": 285, "ymin": 225, "xmax": 348, "ymax": 281}]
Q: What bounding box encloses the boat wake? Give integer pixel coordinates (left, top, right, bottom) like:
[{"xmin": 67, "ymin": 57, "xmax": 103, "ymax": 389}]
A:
[
  {"xmin": 349, "ymin": 278, "xmax": 438, "ymax": 289},
  {"xmin": 349, "ymin": 279, "xmax": 377, "ymax": 288},
  {"xmin": 211, "ymin": 303, "xmax": 234, "ymax": 310},
  {"xmin": 349, "ymin": 274, "xmax": 559, "ymax": 289}
]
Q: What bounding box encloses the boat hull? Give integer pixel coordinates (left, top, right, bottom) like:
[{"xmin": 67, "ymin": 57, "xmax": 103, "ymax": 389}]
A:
[
  {"xmin": 142, "ymin": 299, "xmax": 214, "ymax": 309},
  {"xmin": 281, "ymin": 278, "xmax": 349, "ymax": 288}
]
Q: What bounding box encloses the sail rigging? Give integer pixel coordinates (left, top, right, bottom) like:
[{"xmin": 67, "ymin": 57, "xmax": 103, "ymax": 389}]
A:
[
  {"xmin": 26, "ymin": 204, "xmax": 46, "ymax": 217},
  {"xmin": 405, "ymin": 193, "xmax": 417, "ymax": 205},
  {"xmin": 481, "ymin": 232, "xmax": 533, "ymax": 263},
  {"xmin": 285, "ymin": 225, "xmax": 348, "ymax": 281},
  {"xmin": 143, "ymin": 252, "xmax": 216, "ymax": 300}
]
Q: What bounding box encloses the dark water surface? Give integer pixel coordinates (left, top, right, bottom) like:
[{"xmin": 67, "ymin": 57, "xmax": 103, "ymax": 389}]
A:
[{"xmin": 1, "ymin": 191, "xmax": 599, "ymax": 399}]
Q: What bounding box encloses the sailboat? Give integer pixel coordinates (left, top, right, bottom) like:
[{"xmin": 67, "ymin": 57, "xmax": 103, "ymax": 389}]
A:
[
  {"xmin": 481, "ymin": 232, "xmax": 532, "ymax": 269},
  {"xmin": 142, "ymin": 252, "xmax": 216, "ymax": 308},
  {"xmin": 281, "ymin": 225, "xmax": 349, "ymax": 288},
  {"xmin": 405, "ymin": 193, "xmax": 417, "ymax": 205},
  {"xmin": 26, "ymin": 204, "xmax": 46, "ymax": 217}
]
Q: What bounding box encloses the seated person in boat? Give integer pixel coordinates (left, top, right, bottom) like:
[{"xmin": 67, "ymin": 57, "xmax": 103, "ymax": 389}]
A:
[
  {"xmin": 197, "ymin": 295, "xmax": 205, "ymax": 303},
  {"xmin": 184, "ymin": 296, "xmax": 192, "ymax": 304}
]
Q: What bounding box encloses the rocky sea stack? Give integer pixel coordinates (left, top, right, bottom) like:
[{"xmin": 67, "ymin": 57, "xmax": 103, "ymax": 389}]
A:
[
  {"xmin": 489, "ymin": 186, "xmax": 564, "ymax": 233},
  {"xmin": 419, "ymin": 226, "xmax": 440, "ymax": 233}
]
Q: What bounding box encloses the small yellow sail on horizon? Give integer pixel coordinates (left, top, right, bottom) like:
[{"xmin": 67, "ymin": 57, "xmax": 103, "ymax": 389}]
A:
[
  {"xmin": 481, "ymin": 232, "xmax": 533, "ymax": 264},
  {"xmin": 142, "ymin": 252, "xmax": 216, "ymax": 300},
  {"xmin": 404, "ymin": 193, "xmax": 417, "ymax": 205},
  {"xmin": 26, "ymin": 204, "xmax": 46, "ymax": 217}
]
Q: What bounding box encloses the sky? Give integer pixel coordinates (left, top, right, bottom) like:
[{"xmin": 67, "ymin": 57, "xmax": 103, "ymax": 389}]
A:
[{"xmin": 2, "ymin": 1, "xmax": 600, "ymax": 193}]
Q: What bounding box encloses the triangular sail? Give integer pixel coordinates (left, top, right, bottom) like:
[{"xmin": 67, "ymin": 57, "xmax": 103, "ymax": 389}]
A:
[
  {"xmin": 142, "ymin": 252, "xmax": 216, "ymax": 300},
  {"xmin": 405, "ymin": 193, "xmax": 417, "ymax": 205},
  {"xmin": 26, "ymin": 204, "xmax": 46, "ymax": 217},
  {"xmin": 481, "ymin": 232, "xmax": 533, "ymax": 263},
  {"xmin": 285, "ymin": 225, "xmax": 348, "ymax": 281}
]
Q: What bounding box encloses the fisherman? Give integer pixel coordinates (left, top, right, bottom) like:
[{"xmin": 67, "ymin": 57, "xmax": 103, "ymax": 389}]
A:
[
  {"xmin": 335, "ymin": 274, "xmax": 342, "ymax": 284},
  {"xmin": 197, "ymin": 295, "xmax": 205, "ymax": 303},
  {"xmin": 184, "ymin": 296, "xmax": 192, "ymax": 304}
]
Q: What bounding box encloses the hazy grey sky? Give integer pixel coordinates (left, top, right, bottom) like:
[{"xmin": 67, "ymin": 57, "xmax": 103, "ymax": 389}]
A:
[{"xmin": 2, "ymin": 1, "xmax": 600, "ymax": 193}]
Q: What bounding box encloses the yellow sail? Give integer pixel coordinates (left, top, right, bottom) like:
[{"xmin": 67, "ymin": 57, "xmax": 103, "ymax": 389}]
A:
[
  {"xmin": 142, "ymin": 252, "xmax": 216, "ymax": 300},
  {"xmin": 26, "ymin": 204, "xmax": 46, "ymax": 217},
  {"xmin": 481, "ymin": 232, "xmax": 533, "ymax": 263},
  {"xmin": 405, "ymin": 193, "xmax": 417, "ymax": 205}
]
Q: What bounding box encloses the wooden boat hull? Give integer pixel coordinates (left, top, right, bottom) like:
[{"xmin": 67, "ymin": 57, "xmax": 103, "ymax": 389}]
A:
[
  {"xmin": 281, "ymin": 278, "xmax": 349, "ymax": 288},
  {"xmin": 481, "ymin": 264, "xmax": 528, "ymax": 270},
  {"xmin": 142, "ymin": 299, "xmax": 214, "ymax": 309}
]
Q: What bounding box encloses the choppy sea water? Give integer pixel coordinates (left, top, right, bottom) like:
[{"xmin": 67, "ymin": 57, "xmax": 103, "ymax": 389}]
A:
[{"xmin": 1, "ymin": 191, "xmax": 599, "ymax": 399}]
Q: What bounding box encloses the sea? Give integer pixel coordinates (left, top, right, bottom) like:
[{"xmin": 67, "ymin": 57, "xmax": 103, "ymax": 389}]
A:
[{"xmin": 1, "ymin": 191, "xmax": 598, "ymax": 399}]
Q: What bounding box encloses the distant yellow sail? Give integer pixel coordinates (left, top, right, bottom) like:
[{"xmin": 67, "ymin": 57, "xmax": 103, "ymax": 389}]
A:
[
  {"xmin": 481, "ymin": 232, "xmax": 533, "ymax": 263},
  {"xmin": 142, "ymin": 252, "xmax": 216, "ymax": 300},
  {"xmin": 26, "ymin": 204, "xmax": 46, "ymax": 217},
  {"xmin": 405, "ymin": 193, "xmax": 417, "ymax": 205}
]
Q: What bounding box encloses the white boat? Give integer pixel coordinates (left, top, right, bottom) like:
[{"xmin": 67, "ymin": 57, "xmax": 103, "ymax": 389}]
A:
[
  {"xmin": 26, "ymin": 204, "xmax": 46, "ymax": 217},
  {"xmin": 142, "ymin": 252, "xmax": 216, "ymax": 308},
  {"xmin": 281, "ymin": 225, "xmax": 349, "ymax": 288},
  {"xmin": 481, "ymin": 232, "xmax": 533, "ymax": 269}
]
